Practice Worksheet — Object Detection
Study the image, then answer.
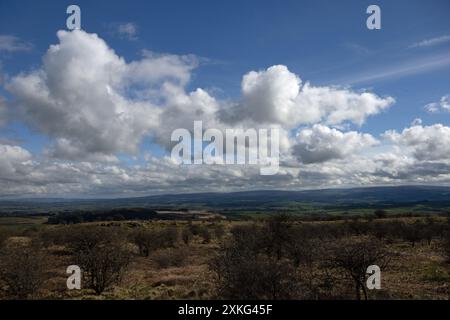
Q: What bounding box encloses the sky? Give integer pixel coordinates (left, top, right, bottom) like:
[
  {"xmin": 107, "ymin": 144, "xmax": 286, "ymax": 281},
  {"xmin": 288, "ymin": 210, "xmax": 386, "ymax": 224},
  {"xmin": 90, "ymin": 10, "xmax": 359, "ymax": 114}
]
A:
[{"xmin": 0, "ymin": 0, "xmax": 450, "ymax": 198}]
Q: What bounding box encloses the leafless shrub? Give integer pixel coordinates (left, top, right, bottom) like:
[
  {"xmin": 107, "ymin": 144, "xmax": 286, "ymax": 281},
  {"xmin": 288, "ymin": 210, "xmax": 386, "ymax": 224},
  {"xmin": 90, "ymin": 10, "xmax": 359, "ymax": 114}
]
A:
[
  {"xmin": 261, "ymin": 214, "xmax": 293, "ymax": 260},
  {"xmin": 181, "ymin": 227, "xmax": 193, "ymax": 245},
  {"xmin": 210, "ymin": 243, "xmax": 300, "ymax": 299},
  {"xmin": 210, "ymin": 219, "xmax": 312, "ymax": 299},
  {"xmin": 39, "ymin": 227, "xmax": 71, "ymax": 248},
  {"xmin": 212, "ymin": 223, "xmax": 225, "ymax": 240},
  {"xmin": 346, "ymin": 220, "xmax": 372, "ymax": 236},
  {"xmin": 326, "ymin": 236, "xmax": 390, "ymax": 300},
  {"xmin": 188, "ymin": 223, "xmax": 212, "ymax": 243},
  {"xmin": 286, "ymin": 227, "xmax": 317, "ymax": 268},
  {"xmin": 401, "ymin": 222, "xmax": 423, "ymax": 247},
  {"xmin": 0, "ymin": 229, "xmax": 10, "ymax": 248},
  {"xmin": 151, "ymin": 248, "xmax": 188, "ymax": 269},
  {"xmin": 198, "ymin": 226, "xmax": 211, "ymax": 243},
  {"xmin": 374, "ymin": 209, "xmax": 387, "ymax": 219},
  {"xmin": 132, "ymin": 225, "xmax": 178, "ymax": 256},
  {"xmin": 0, "ymin": 242, "xmax": 49, "ymax": 299},
  {"xmin": 66, "ymin": 226, "xmax": 131, "ymax": 295}
]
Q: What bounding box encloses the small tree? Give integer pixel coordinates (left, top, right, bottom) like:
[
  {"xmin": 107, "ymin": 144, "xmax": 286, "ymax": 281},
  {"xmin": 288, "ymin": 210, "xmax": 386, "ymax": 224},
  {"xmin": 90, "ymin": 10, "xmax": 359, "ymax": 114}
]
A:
[
  {"xmin": 329, "ymin": 236, "xmax": 390, "ymax": 300},
  {"xmin": 67, "ymin": 226, "xmax": 131, "ymax": 295},
  {"xmin": 210, "ymin": 243, "xmax": 299, "ymax": 299}
]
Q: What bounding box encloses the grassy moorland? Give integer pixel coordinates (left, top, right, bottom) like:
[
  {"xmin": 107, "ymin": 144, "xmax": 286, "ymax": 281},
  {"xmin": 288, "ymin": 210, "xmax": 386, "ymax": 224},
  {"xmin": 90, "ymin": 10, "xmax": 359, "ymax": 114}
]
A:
[{"xmin": 0, "ymin": 213, "xmax": 449, "ymax": 300}]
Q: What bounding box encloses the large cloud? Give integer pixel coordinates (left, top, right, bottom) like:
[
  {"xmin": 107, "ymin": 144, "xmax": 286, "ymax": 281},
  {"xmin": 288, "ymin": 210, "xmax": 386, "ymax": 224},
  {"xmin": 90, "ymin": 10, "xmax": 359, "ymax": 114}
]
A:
[
  {"xmin": 220, "ymin": 65, "xmax": 395, "ymax": 128},
  {"xmin": 6, "ymin": 30, "xmax": 196, "ymax": 161},
  {"xmin": 292, "ymin": 124, "xmax": 378, "ymax": 164},
  {"xmin": 384, "ymin": 124, "xmax": 450, "ymax": 161},
  {"xmin": 0, "ymin": 144, "xmax": 301, "ymax": 197},
  {"xmin": 0, "ymin": 144, "xmax": 32, "ymax": 180},
  {"xmin": 153, "ymin": 84, "xmax": 221, "ymax": 148},
  {"xmin": 9, "ymin": 30, "xmax": 449, "ymax": 197}
]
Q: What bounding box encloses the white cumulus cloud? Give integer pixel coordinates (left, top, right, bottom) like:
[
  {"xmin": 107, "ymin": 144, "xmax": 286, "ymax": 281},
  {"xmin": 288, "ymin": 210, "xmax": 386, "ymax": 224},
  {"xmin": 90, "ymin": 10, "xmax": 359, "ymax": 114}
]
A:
[
  {"xmin": 220, "ymin": 65, "xmax": 394, "ymax": 128},
  {"xmin": 6, "ymin": 30, "xmax": 198, "ymax": 161},
  {"xmin": 292, "ymin": 124, "xmax": 378, "ymax": 164},
  {"xmin": 384, "ymin": 124, "xmax": 450, "ymax": 161}
]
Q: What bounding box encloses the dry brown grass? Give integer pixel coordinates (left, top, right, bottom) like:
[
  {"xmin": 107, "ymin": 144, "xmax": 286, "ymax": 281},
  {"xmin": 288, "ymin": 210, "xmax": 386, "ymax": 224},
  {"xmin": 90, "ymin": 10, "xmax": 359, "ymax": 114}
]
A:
[{"xmin": 0, "ymin": 218, "xmax": 448, "ymax": 300}]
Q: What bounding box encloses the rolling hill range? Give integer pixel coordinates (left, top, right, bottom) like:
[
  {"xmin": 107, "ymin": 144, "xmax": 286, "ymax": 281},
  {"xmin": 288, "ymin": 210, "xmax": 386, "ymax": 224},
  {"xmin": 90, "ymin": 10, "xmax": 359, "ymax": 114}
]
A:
[{"xmin": 1, "ymin": 185, "xmax": 450, "ymax": 217}]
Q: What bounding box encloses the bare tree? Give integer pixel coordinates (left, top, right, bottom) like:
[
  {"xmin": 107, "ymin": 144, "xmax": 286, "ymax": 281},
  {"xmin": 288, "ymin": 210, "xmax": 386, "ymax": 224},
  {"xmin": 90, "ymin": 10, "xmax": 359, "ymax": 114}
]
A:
[
  {"xmin": 66, "ymin": 226, "xmax": 131, "ymax": 295},
  {"xmin": 328, "ymin": 236, "xmax": 390, "ymax": 300},
  {"xmin": 210, "ymin": 220, "xmax": 305, "ymax": 299},
  {"xmin": 210, "ymin": 242, "xmax": 299, "ymax": 299}
]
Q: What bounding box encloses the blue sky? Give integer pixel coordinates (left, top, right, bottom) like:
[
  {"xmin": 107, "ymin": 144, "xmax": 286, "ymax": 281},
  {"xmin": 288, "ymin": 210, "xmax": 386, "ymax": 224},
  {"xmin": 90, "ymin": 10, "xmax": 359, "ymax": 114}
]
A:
[
  {"xmin": 1, "ymin": 0, "xmax": 450, "ymax": 197},
  {"xmin": 2, "ymin": 1, "xmax": 450, "ymax": 141}
]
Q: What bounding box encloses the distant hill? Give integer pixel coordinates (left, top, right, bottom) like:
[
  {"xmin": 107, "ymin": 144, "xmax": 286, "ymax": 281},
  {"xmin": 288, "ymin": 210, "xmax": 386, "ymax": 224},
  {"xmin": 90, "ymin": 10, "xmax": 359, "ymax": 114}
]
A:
[
  {"xmin": 1, "ymin": 185, "xmax": 450, "ymax": 216},
  {"xmin": 131, "ymin": 185, "xmax": 450, "ymax": 205}
]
